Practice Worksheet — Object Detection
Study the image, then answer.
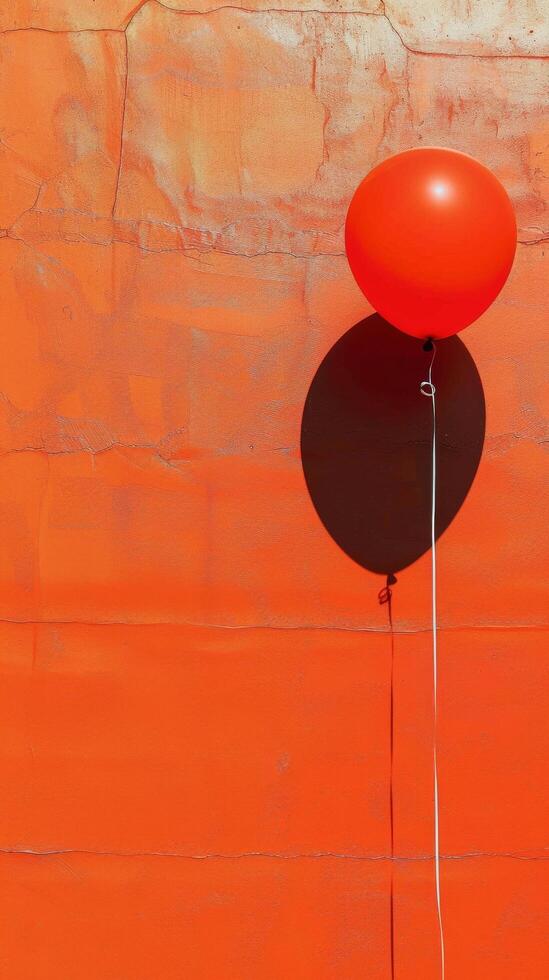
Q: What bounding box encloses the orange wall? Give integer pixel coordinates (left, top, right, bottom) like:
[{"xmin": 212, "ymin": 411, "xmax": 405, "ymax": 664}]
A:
[{"xmin": 0, "ymin": 2, "xmax": 548, "ymax": 978}]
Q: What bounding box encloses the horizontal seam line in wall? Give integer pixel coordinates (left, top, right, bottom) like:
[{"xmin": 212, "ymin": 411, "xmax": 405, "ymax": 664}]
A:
[
  {"xmin": 1, "ymin": 847, "xmax": 548, "ymax": 862},
  {"xmin": 1, "ymin": 9, "xmax": 549, "ymax": 65},
  {"xmin": 0, "ymin": 619, "xmax": 547, "ymax": 632},
  {"xmin": 3, "ymin": 231, "xmax": 544, "ymax": 259}
]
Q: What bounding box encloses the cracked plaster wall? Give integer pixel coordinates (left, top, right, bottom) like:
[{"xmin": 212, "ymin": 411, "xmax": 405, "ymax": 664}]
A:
[{"xmin": 0, "ymin": 1, "xmax": 548, "ymax": 977}]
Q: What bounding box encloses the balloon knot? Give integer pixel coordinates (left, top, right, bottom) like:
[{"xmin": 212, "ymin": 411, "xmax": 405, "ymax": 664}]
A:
[{"xmin": 423, "ymin": 338, "xmax": 434, "ymax": 352}]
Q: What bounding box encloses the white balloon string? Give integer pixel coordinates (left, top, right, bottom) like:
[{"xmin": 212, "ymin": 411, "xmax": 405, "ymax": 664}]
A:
[{"xmin": 420, "ymin": 342, "xmax": 445, "ymax": 980}]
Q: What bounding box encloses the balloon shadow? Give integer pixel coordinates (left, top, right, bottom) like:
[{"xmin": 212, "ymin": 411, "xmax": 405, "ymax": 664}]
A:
[{"xmin": 300, "ymin": 314, "xmax": 485, "ymax": 577}]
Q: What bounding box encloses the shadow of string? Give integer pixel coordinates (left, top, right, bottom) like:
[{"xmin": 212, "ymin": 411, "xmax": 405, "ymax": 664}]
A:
[{"xmin": 378, "ymin": 572, "xmax": 397, "ymax": 980}]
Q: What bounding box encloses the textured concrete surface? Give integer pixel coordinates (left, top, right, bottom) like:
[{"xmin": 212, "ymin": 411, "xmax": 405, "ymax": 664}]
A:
[{"xmin": 0, "ymin": 2, "xmax": 548, "ymax": 978}]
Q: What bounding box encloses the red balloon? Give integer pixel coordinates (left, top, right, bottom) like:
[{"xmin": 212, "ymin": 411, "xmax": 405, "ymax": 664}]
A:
[{"xmin": 345, "ymin": 147, "xmax": 516, "ymax": 340}]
